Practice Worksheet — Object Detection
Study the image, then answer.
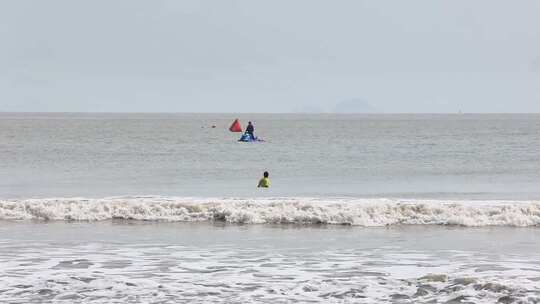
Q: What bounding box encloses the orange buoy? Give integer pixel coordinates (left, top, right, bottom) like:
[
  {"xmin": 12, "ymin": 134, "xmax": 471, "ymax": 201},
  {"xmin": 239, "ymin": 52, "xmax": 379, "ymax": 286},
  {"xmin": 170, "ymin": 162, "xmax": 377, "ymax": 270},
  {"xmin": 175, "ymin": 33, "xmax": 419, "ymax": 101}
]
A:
[{"xmin": 229, "ymin": 119, "xmax": 242, "ymax": 132}]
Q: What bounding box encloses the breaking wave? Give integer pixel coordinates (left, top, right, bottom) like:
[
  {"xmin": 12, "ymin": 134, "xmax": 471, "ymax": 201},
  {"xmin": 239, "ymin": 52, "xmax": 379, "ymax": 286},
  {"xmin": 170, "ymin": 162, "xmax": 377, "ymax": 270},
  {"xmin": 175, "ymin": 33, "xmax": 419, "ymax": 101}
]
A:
[{"xmin": 1, "ymin": 197, "xmax": 539, "ymax": 227}]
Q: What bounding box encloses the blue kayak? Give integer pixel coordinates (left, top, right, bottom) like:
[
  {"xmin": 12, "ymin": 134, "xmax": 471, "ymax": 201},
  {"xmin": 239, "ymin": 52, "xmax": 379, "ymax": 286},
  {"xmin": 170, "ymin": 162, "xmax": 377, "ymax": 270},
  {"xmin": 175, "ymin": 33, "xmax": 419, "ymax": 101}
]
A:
[{"xmin": 238, "ymin": 134, "xmax": 264, "ymax": 142}]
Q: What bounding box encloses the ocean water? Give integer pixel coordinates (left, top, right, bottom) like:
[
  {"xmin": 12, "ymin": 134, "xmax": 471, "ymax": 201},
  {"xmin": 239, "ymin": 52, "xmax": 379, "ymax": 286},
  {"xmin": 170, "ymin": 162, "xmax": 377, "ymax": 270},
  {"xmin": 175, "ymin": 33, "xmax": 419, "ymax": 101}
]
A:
[
  {"xmin": 2, "ymin": 113, "xmax": 540, "ymax": 199},
  {"xmin": 1, "ymin": 113, "xmax": 540, "ymax": 303}
]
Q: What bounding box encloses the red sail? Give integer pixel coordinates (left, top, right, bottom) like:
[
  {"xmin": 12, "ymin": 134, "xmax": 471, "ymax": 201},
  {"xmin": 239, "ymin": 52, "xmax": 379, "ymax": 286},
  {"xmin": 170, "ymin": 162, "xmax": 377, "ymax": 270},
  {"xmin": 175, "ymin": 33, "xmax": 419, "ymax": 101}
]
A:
[{"xmin": 229, "ymin": 119, "xmax": 242, "ymax": 132}]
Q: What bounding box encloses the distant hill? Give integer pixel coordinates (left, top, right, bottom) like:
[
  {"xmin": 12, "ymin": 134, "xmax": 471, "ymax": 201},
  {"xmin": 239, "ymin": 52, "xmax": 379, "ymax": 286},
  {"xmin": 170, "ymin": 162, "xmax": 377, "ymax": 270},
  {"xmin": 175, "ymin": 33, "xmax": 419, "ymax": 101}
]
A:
[{"xmin": 333, "ymin": 99, "xmax": 377, "ymax": 113}]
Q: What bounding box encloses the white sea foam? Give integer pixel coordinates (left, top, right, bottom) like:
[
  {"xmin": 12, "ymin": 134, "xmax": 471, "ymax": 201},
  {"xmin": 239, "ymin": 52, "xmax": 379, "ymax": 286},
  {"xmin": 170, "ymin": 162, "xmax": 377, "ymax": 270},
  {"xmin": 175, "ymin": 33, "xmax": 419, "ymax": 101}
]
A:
[
  {"xmin": 1, "ymin": 197, "xmax": 540, "ymax": 226},
  {"xmin": 1, "ymin": 242, "xmax": 539, "ymax": 303}
]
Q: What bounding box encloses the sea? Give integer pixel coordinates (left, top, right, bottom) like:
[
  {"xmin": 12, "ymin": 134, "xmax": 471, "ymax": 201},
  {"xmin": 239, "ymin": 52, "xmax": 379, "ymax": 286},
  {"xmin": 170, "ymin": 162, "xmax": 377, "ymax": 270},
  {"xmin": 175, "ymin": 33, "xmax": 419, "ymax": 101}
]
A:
[{"xmin": 0, "ymin": 113, "xmax": 539, "ymax": 303}]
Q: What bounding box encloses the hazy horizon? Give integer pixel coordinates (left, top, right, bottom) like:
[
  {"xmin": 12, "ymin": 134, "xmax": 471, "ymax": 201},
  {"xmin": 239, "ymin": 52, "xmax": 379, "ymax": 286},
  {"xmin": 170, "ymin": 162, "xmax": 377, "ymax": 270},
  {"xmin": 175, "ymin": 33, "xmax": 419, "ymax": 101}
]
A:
[
  {"xmin": 2, "ymin": 111, "xmax": 540, "ymax": 115},
  {"xmin": 2, "ymin": 0, "xmax": 540, "ymax": 113}
]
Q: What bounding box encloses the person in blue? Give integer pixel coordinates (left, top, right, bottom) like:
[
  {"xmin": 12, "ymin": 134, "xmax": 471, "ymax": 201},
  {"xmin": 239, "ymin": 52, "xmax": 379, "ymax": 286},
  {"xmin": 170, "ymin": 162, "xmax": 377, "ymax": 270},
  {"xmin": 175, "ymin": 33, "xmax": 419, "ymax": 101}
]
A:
[{"xmin": 245, "ymin": 121, "xmax": 255, "ymax": 140}]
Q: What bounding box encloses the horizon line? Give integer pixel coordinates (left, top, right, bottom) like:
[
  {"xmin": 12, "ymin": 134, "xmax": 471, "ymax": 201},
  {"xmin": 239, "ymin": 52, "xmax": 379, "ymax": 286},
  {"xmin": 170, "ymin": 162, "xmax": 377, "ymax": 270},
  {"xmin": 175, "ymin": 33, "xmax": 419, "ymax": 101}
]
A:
[{"xmin": 1, "ymin": 111, "xmax": 540, "ymax": 115}]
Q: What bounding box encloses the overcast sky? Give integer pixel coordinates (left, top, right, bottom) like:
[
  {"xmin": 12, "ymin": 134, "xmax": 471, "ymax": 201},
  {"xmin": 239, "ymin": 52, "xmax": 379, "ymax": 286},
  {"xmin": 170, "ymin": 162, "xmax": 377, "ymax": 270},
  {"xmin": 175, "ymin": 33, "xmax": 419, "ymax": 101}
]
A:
[{"xmin": 1, "ymin": 0, "xmax": 540, "ymax": 113}]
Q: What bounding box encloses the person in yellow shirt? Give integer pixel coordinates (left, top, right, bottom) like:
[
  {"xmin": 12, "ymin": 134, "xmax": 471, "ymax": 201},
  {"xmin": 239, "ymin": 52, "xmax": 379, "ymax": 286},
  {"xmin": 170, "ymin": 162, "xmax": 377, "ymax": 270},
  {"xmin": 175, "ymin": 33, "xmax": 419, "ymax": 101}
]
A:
[{"xmin": 257, "ymin": 171, "xmax": 270, "ymax": 188}]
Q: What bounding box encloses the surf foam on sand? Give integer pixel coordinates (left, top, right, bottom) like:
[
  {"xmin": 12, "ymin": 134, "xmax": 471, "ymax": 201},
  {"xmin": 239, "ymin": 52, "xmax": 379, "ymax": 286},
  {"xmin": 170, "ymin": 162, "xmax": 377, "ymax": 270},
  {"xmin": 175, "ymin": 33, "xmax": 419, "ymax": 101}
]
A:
[
  {"xmin": 1, "ymin": 197, "xmax": 539, "ymax": 226},
  {"xmin": 1, "ymin": 241, "xmax": 539, "ymax": 304}
]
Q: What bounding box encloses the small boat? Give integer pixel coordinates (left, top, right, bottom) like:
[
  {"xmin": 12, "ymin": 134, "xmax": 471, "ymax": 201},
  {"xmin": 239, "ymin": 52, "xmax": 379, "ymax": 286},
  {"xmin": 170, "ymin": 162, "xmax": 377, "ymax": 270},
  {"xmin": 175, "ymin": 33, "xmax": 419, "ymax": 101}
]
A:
[{"xmin": 238, "ymin": 134, "xmax": 264, "ymax": 142}]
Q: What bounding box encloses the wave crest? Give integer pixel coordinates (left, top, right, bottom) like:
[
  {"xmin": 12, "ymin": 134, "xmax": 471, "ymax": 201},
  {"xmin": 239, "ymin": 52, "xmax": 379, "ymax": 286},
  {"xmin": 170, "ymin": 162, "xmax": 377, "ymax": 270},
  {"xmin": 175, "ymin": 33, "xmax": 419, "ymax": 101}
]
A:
[{"xmin": 1, "ymin": 197, "xmax": 539, "ymax": 227}]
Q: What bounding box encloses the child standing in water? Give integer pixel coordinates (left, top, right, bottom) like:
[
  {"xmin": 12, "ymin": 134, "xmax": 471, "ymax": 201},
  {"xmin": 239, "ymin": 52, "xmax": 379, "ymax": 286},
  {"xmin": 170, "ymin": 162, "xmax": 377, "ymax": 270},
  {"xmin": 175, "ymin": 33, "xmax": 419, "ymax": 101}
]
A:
[{"xmin": 258, "ymin": 171, "xmax": 270, "ymax": 188}]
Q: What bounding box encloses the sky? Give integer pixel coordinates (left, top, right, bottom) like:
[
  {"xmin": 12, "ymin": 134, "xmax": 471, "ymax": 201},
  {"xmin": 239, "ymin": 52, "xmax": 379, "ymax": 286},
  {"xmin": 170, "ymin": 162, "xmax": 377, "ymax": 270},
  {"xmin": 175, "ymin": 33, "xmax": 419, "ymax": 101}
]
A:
[{"xmin": 1, "ymin": 0, "xmax": 540, "ymax": 113}]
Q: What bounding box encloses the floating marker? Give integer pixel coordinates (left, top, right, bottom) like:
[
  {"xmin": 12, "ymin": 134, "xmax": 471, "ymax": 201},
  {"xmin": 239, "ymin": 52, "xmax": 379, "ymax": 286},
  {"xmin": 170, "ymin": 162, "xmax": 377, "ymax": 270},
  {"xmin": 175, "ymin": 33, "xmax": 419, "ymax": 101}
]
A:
[{"xmin": 229, "ymin": 119, "xmax": 242, "ymax": 132}]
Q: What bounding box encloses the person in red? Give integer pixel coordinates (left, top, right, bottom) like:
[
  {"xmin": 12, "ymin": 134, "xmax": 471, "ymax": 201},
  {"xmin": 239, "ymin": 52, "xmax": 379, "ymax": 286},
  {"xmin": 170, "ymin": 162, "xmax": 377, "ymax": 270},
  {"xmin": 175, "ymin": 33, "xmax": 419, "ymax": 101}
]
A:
[{"xmin": 245, "ymin": 121, "xmax": 255, "ymax": 140}]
